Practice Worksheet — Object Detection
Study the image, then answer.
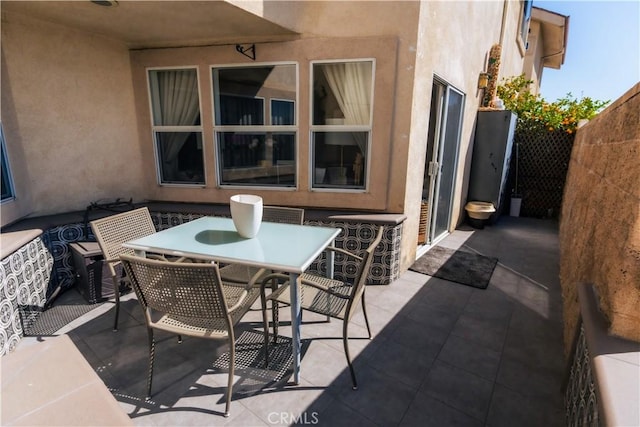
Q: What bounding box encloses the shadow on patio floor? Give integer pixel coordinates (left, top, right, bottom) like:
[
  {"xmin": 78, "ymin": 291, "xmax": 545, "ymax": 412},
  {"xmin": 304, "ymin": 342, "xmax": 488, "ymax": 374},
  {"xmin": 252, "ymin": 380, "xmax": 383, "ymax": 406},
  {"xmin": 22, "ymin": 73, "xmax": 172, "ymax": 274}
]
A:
[{"xmin": 40, "ymin": 216, "xmax": 565, "ymax": 426}]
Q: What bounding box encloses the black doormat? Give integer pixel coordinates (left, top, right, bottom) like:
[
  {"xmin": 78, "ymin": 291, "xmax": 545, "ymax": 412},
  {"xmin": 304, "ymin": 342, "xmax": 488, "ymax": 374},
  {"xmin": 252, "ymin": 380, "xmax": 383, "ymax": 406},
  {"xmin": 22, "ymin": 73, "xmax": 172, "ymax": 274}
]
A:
[{"xmin": 409, "ymin": 246, "xmax": 498, "ymax": 289}]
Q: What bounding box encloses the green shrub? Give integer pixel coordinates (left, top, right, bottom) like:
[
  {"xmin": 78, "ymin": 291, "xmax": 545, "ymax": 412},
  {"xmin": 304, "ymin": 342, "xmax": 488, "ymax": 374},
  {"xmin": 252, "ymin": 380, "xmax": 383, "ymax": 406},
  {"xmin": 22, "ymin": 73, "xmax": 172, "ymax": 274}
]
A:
[{"xmin": 496, "ymin": 74, "xmax": 609, "ymax": 134}]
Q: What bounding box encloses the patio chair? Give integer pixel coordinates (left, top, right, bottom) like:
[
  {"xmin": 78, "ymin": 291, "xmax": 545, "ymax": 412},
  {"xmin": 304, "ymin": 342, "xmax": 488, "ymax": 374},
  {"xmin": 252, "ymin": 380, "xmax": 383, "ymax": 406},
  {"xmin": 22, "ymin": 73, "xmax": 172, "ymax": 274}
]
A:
[
  {"xmin": 90, "ymin": 207, "xmax": 175, "ymax": 331},
  {"xmin": 219, "ymin": 206, "xmax": 304, "ymax": 286},
  {"xmin": 260, "ymin": 225, "xmax": 384, "ymax": 390},
  {"xmin": 220, "ymin": 206, "xmax": 304, "ymax": 336},
  {"xmin": 119, "ymin": 254, "xmax": 261, "ymax": 418}
]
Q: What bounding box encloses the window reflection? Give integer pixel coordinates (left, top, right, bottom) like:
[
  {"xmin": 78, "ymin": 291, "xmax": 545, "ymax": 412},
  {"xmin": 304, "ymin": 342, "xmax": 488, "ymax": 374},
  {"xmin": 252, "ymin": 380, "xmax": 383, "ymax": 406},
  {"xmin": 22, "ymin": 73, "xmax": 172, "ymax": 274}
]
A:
[
  {"xmin": 155, "ymin": 132, "xmax": 205, "ymax": 184},
  {"xmin": 213, "ymin": 64, "xmax": 297, "ymax": 187},
  {"xmin": 218, "ymin": 132, "xmax": 295, "ymax": 186}
]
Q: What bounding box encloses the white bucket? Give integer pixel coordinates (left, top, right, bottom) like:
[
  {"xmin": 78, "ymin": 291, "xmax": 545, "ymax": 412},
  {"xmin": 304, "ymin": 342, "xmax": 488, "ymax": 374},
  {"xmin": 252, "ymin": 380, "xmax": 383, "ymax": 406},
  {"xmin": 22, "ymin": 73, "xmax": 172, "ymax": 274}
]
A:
[
  {"xmin": 510, "ymin": 197, "xmax": 522, "ymax": 217},
  {"xmin": 230, "ymin": 194, "xmax": 263, "ymax": 238}
]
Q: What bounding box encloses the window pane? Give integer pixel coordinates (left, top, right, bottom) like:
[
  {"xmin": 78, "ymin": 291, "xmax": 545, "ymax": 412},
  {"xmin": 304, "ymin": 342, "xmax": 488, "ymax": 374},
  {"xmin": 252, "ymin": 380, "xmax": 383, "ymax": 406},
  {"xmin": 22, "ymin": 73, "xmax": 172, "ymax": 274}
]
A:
[
  {"xmin": 218, "ymin": 132, "xmax": 295, "ymax": 186},
  {"xmin": 220, "ymin": 95, "xmax": 264, "ymax": 125},
  {"xmin": 214, "ymin": 65, "xmax": 296, "ymax": 126},
  {"xmin": 155, "ymin": 132, "xmax": 205, "ymax": 184},
  {"xmin": 0, "ymin": 164, "xmax": 11, "ymax": 199},
  {"xmin": 313, "ymin": 61, "xmax": 373, "ymax": 125},
  {"xmin": 312, "ymin": 131, "xmax": 367, "ymax": 189},
  {"xmin": 271, "ymin": 99, "xmax": 294, "ymax": 125},
  {"xmin": 1, "ymin": 126, "xmax": 14, "ymax": 201},
  {"xmin": 149, "ymin": 69, "xmax": 201, "ymax": 126},
  {"xmin": 520, "ymin": 0, "xmax": 533, "ymax": 41}
]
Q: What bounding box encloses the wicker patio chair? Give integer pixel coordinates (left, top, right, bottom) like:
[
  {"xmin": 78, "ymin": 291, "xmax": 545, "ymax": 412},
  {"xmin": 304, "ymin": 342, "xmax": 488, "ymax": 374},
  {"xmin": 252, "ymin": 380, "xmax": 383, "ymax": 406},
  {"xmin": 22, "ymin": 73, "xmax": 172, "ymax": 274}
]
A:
[
  {"xmin": 260, "ymin": 225, "xmax": 384, "ymax": 390},
  {"xmin": 90, "ymin": 207, "xmax": 173, "ymax": 331},
  {"xmin": 219, "ymin": 206, "xmax": 304, "ymax": 286},
  {"xmin": 119, "ymin": 254, "xmax": 261, "ymax": 418},
  {"xmin": 220, "ymin": 206, "xmax": 304, "ymax": 337}
]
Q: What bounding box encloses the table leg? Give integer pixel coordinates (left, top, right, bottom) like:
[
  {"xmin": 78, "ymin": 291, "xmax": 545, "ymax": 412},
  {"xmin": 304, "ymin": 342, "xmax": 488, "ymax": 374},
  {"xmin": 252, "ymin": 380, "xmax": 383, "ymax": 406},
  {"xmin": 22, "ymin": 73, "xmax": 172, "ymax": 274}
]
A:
[
  {"xmin": 288, "ymin": 272, "xmax": 301, "ymax": 384},
  {"xmin": 327, "ymin": 243, "xmax": 335, "ymax": 279},
  {"xmin": 325, "ymin": 244, "xmax": 336, "ymax": 323}
]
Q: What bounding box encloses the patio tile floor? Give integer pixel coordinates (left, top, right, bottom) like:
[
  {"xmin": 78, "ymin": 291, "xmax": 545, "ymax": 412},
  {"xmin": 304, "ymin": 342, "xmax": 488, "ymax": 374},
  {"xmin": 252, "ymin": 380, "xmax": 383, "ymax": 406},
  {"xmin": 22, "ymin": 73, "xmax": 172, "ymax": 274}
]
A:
[{"xmin": 33, "ymin": 216, "xmax": 565, "ymax": 426}]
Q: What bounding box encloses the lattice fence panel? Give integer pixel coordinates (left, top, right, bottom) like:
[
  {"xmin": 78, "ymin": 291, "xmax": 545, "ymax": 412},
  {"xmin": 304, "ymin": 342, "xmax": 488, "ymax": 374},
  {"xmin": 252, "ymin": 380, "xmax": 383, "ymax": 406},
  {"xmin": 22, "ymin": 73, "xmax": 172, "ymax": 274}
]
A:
[{"xmin": 507, "ymin": 129, "xmax": 575, "ymax": 218}]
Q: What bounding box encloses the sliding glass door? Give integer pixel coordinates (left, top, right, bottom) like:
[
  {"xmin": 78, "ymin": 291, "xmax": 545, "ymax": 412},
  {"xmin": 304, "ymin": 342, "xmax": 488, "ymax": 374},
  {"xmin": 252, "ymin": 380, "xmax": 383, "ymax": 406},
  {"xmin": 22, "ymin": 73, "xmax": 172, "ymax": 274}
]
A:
[{"xmin": 423, "ymin": 78, "xmax": 464, "ymax": 244}]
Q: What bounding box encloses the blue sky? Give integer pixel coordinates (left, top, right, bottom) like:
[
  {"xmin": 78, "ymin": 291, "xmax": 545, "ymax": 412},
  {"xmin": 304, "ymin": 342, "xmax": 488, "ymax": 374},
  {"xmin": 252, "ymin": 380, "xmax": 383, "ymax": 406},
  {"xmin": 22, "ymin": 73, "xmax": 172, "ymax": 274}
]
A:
[{"xmin": 535, "ymin": 0, "xmax": 640, "ymax": 103}]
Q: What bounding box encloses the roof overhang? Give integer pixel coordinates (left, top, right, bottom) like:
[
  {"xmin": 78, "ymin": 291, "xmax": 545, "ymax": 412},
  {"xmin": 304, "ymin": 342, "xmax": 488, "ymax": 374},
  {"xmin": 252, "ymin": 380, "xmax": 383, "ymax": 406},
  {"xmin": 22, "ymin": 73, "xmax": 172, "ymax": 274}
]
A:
[
  {"xmin": 0, "ymin": 0, "xmax": 300, "ymax": 49},
  {"xmin": 532, "ymin": 6, "xmax": 569, "ymax": 69}
]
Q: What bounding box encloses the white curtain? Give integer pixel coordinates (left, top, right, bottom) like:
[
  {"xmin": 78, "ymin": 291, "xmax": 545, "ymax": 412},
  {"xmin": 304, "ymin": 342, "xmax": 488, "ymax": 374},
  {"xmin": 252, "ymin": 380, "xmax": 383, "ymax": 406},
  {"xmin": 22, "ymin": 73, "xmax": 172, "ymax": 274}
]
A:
[
  {"xmin": 156, "ymin": 70, "xmax": 199, "ymax": 180},
  {"xmin": 322, "ymin": 62, "xmax": 372, "ymax": 153}
]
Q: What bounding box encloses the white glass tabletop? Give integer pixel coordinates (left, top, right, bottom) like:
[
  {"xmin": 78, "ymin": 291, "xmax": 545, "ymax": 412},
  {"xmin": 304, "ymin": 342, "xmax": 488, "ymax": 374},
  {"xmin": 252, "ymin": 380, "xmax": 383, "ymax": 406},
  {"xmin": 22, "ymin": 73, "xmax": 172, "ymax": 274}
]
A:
[{"xmin": 123, "ymin": 216, "xmax": 341, "ymax": 273}]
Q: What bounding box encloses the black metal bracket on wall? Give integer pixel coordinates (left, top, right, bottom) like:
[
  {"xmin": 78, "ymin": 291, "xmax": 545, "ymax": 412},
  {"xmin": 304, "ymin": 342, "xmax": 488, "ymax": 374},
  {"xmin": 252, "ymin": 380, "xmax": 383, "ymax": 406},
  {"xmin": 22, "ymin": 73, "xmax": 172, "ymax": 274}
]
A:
[{"xmin": 235, "ymin": 44, "xmax": 256, "ymax": 60}]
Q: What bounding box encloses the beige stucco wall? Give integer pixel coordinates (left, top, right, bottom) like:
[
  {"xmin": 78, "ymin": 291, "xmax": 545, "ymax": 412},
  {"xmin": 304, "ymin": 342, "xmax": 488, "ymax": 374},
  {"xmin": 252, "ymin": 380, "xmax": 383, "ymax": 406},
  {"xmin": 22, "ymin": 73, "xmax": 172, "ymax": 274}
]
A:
[
  {"xmin": 402, "ymin": 0, "xmax": 527, "ymax": 269},
  {"xmin": 499, "ymin": 0, "xmax": 529, "ymax": 82},
  {"xmin": 560, "ymin": 82, "xmax": 640, "ymax": 352},
  {"xmin": 0, "ymin": 11, "xmax": 146, "ymax": 226}
]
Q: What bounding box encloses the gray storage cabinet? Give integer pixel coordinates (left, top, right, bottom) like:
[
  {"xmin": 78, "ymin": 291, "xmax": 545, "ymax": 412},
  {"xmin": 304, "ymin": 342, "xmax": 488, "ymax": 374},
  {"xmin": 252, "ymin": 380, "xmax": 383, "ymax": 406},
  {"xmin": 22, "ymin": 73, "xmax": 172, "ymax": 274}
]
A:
[{"xmin": 467, "ymin": 110, "xmax": 517, "ymax": 223}]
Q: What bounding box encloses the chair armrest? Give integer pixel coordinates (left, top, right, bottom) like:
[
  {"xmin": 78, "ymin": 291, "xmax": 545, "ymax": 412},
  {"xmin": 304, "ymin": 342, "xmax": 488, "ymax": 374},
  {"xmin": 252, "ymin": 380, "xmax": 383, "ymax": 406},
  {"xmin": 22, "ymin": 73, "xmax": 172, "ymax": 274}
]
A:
[
  {"xmin": 247, "ymin": 267, "xmax": 269, "ymax": 288},
  {"xmin": 299, "ymin": 276, "xmax": 351, "ymax": 299},
  {"xmin": 324, "ymin": 246, "xmax": 363, "ymax": 262},
  {"xmin": 222, "ymin": 280, "xmax": 254, "ymax": 291},
  {"xmin": 259, "ymin": 273, "xmax": 290, "ymax": 290},
  {"xmin": 258, "ymin": 273, "xmax": 289, "ymax": 302},
  {"xmin": 115, "ymin": 253, "xmax": 188, "ymax": 263},
  {"xmin": 226, "ymin": 289, "xmax": 250, "ymax": 313}
]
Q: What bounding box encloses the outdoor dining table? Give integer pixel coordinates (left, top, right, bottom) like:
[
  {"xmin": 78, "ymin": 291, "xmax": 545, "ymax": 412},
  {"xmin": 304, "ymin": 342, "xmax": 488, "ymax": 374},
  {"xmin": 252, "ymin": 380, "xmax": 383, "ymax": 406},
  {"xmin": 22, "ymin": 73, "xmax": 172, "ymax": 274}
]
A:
[{"xmin": 122, "ymin": 215, "xmax": 341, "ymax": 384}]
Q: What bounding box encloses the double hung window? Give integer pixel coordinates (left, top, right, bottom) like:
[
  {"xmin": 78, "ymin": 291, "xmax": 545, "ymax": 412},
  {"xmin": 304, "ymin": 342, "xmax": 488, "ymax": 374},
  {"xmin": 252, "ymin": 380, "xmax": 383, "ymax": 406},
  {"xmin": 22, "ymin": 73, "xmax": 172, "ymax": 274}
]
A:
[
  {"xmin": 148, "ymin": 68, "xmax": 204, "ymax": 185},
  {"xmin": 311, "ymin": 60, "xmax": 374, "ymax": 190},
  {"xmin": 212, "ymin": 64, "xmax": 297, "ymax": 187}
]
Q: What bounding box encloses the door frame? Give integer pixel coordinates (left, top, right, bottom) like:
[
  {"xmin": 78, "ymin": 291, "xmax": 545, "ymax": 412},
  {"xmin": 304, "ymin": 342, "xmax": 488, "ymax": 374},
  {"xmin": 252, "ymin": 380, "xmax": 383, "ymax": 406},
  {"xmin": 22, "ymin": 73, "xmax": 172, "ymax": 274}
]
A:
[{"xmin": 421, "ymin": 76, "xmax": 465, "ymax": 247}]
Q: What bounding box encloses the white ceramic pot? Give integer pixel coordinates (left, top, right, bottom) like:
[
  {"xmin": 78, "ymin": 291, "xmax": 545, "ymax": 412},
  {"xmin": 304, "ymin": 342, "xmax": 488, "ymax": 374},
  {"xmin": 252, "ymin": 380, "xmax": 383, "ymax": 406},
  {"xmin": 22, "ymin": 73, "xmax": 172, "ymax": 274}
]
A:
[
  {"xmin": 464, "ymin": 201, "xmax": 495, "ymax": 220},
  {"xmin": 230, "ymin": 194, "xmax": 263, "ymax": 238}
]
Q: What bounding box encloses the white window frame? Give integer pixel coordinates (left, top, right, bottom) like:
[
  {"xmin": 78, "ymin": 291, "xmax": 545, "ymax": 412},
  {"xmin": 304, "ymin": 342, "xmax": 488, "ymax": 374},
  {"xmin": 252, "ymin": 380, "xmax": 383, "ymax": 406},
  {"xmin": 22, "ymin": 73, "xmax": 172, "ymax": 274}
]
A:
[
  {"xmin": 309, "ymin": 58, "xmax": 375, "ymax": 192},
  {"xmin": 211, "ymin": 61, "xmax": 299, "ymax": 190},
  {"xmin": 517, "ymin": 0, "xmax": 533, "ymax": 55},
  {"xmin": 0, "ymin": 123, "xmax": 16, "ymax": 203},
  {"xmin": 146, "ymin": 66, "xmax": 205, "ymax": 187}
]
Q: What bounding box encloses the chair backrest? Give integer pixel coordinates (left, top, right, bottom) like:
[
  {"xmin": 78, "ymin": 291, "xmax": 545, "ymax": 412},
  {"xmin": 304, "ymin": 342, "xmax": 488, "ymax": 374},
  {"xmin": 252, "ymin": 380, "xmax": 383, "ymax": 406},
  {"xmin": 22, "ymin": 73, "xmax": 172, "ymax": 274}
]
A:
[
  {"xmin": 263, "ymin": 206, "xmax": 304, "ymax": 225},
  {"xmin": 120, "ymin": 254, "xmax": 232, "ymax": 335},
  {"xmin": 90, "ymin": 207, "xmax": 157, "ymax": 276},
  {"xmin": 345, "ymin": 226, "xmax": 385, "ymax": 321}
]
